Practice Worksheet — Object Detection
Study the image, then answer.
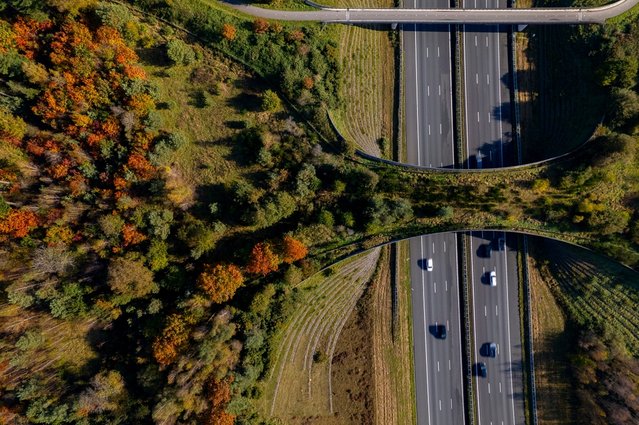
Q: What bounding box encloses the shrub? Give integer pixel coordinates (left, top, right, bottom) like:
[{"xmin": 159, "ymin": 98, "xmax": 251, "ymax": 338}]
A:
[
  {"xmin": 261, "ymin": 89, "xmax": 281, "ymax": 112},
  {"xmin": 166, "ymin": 39, "xmax": 195, "ymax": 65},
  {"xmin": 221, "ymin": 23, "xmax": 236, "ymax": 41}
]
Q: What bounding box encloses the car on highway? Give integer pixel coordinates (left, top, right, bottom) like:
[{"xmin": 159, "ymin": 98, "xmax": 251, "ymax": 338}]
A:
[
  {"xmin": 498, "ymin": 237, "xmax": 505, "ymax": 251},
  {"xmin": 481, "ymin": 342, "xmax": 497, "ymax": 357},
  {"xmin": 475, "ymin": 362, "xmax": 487, "ymax": 378},
  {"xmin": 427, "ymin": 258, "xmax": 433, "ymax": 271},
  {"xmin": 489, "ymin": 270, "xmax": 497, "ymax": 287},
  {"xmin": 433, "ymin": 323, "xmax": 447, "ymax": 339}
]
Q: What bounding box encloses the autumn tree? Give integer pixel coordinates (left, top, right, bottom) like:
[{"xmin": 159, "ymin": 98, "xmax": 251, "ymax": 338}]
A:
[
  {"xmin": 107, "ymin": 257, "xmax": 157, "ymax": 303},
  {"xmin": 279, "ymin": 235, "xmax": 308, "ymax": 264},
  {"xmin": 221, "ymin": 23, "xmax": 236, "ymax": 41},
  {"xmin": 152, "ymin": 314, "xmax": 191, "ymax": 366},
  {"xmin": 197, "ymin": 264, "xmax": 244, "ymax": 304},
  {"xmin": 252, "ymin": 18, "xmax": 269, "ymax": 34},
  {"xmin": 206, "ymin": 377, "xmax": 235, "ymax": 425},
  {"xmin": 0, "ymin": 209, "xmax": 38, "ymax": 238},
  {"xmin": 245, "ymin": 242, "xmax": 279, "ymax": 276},
  {"xmin": 76, "ymin": 370, "xmax": 128, "ymax": 418}
]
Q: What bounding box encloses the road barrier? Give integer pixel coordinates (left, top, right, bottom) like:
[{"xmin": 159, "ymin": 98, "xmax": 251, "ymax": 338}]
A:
[
  {"xmin": 454, "ymin": 26, "xmax": 466, "ymax": 167},
  {"xmin": 459, "ymin": 233, "xmax": 476, "ymax": 425}
]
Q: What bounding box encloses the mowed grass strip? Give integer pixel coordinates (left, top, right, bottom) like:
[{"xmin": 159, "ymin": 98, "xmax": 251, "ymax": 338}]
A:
[
  {"xmin": 372, "ymin": 240, "xmax": 416, "ymax": 425},
  {"xmin": 262, "ymin": 248, "xmax": 381, "ymax": 422},
  {"xmin": 330, "ymin": 0, "xmax": 395, "ymax": 157}
]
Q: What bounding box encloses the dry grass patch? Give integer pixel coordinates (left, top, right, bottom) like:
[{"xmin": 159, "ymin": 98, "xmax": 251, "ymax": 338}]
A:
[
  {"xmin": 528, "ymin": 251, "xmax": 577, "ymax": 425},
  {"xmin": 262, "ymin": 248, "xmax": 381, "ymax": 423},
  {"xmin": 369, "ymin": 240, "xmax": 415, "ymax": 425}
]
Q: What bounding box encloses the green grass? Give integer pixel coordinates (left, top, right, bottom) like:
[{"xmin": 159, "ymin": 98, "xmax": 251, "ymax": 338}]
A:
[
  {"xmin": 142, "ymin": 48, "xmax": 268, "ymax": 188},
  {"xmin": 536, "ymin": 237, "xmax": 639, "ymax": 355}
]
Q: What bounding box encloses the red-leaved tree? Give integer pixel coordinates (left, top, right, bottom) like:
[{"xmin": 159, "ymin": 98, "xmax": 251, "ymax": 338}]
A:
[
  {"xmin": 280, "ymin": 235, "xmax": 308, "ymax": 264},
  {"xmin": 245, "ymin": 242, "xmax": 279, "ymax": 276}
]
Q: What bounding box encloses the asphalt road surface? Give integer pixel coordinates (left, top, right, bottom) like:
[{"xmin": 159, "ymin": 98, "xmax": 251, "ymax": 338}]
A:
[
  {"xmin": 410, "ymin": 234, "xmax": 466, "ymax": 425},
  {"xmin": 225, "ymin": 0, "xmax": 639, "ymax": 24},
  {"xmin": 463, "ymin": 0, "xmax": 513, "ymax": 168},
  {"xmin": 468, "ymin": 231, "xmax": 525, "ymax": 425},
  {"xmin": 404, "ymin": 0, "xmax": 455, "ymax": 168}
]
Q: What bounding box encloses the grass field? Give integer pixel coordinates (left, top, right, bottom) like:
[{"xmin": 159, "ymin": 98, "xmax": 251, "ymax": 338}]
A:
[
  {"xmin": 142, "ymin": 49, "xmax": 270, "ymax": 191},
  {"xmin": 326, "ymin": 0, "xmax": 396, "ymax": 158},
  {"xmin": 261, "ymin": 248, "xmax": 381, "ymax": 423},
  {"xmin": 528, "ymin": 237, "xmax": 639, "ymax": 422},
  {"xmin": 539, "ymin": 240, "xmax": 639, "ymax": 354}
]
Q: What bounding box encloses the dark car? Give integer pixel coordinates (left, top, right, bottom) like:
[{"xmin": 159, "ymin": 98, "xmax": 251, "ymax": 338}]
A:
[
  {"xmin": 481, "ymin": 342, "xmax": 497, "ymax": 358},
  {"xmin": 475, "ymin": 362, "xmax": 487, "ymax": 378},
  {"xmin": 433, "ymin": 323, "xmax": 447, "ymax": 339}
]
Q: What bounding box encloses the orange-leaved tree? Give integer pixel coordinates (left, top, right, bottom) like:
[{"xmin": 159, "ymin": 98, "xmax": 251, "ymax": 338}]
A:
[
  {"xmin": 206, "ymin": 376, "xmax": 236, "ymax": 425},
  {"xmin": 197, "ymin": 263, "xmax": 244, "ymax": 304},
  {"xmin": 152, "ymin": 313, "xmax": 191, "ymax": 367},
  {"xmin": 279, "ymin": 235, "xmax": 308, "ymax": 264},
  {"xmin": 221, "ymin": 23, "xmax": 236, "ymax": 41},
  {"xmin": 0, "ymin": 209, "xmax": 38, "ymax": 238},
  {"xmin": 245, "ymin": 242, "xmax": 279, "ymax": 276}
]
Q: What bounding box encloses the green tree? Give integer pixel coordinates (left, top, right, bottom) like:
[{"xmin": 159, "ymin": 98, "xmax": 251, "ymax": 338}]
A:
[
  {"xmin": 0, "ymin": 107, "xmax": 26, "ymax": 140},
  {"xmin": 108, "ymin": 257, "xmax": 157, "ymax": 304},
  {"xmin": 49, "ymin": 282, "xmax": 87, "ymax": 319},
  {"xmin": 608, "ymin": 88, "xmax": 639, "ymax": 130},
  {"xmin": 145, "ymin": 208, "xmax": 174, "ymax": 240},
  {"xmin": 147, "ymin": 239, "xmax": 169, "ymax": 271},
  {"xmin": 294, "ymin": 163, "xmax": 320, "ymax": 199}
]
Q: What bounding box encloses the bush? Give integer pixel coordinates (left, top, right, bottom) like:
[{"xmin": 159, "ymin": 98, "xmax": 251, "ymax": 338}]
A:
[
  {"xmin": 261, "ymin": 89, "xmax": 281, "ymax": 112},
  {"xmin": 166, "ymin": 39, "xmax": 195, "ymax": 65},
  {"xmin": 437, "ymin": 206, "xmax": 454, "ymax": 219}
]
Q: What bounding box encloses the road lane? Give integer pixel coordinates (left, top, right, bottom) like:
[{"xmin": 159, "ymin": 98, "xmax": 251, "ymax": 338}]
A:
[
  {"xmin": 469, "ymin": 231, "xmax": 525, "ymax": 425},
  {"xmin": 410, "ymin": 234, "xmax": 466, "ymax": 425},
  {"xmin": 463, "ymin": 0, "xmax": 513, "ymax": 168},
  {"xmin": 404, "ymin": 0, "xmax": 455, "ymax": 168}
]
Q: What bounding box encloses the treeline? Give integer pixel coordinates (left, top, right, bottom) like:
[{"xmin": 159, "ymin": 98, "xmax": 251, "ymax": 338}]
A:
[
  {"xmin": 0, "ymin": 2, "xmax": 414, "ymax": 424},
  {"xmin": 571, "ymin": 329, "xmax": 639, "ymax": 425}
]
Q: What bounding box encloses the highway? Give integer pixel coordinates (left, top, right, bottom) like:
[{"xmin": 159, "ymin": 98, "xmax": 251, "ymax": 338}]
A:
[
  {"xmin": 404, "ymin": 18, "xmax": 455, "ymax": 167},
  {"xmin": 410, "ymin": 234, "xmax": 466, "ymax": 425},
  {"xmin": 225, "ymin": 0, "xmax": 639, "ymax": 24},
  {"xmin": 404, "ymin": 23, "xmax": 455, "ymax": 168},
  {"xmin": 468, "ymin": 231, "xmax": 525, "ymax": 425},
  {"xmin": 463, "ymin": 2, "xmax": 513, "ymax": 168}
]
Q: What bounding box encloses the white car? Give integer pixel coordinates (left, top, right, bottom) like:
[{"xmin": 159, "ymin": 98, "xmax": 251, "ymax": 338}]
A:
[
  {"xmin": 427, "ymin": 258, "xmax": 433, "ymax": 272},
  {"xmin": 489, "ymin": 270, "xmax": 497, "ymax": 287}
]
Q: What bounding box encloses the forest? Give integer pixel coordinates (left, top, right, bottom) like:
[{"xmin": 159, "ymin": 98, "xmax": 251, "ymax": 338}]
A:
[
  {"xmin": 0, "ymin": 0, "xmax": 638, "ymax": 424},
  {"xmin": 0, "ymin": 1, "xmax": 414, "ymax": 423}
]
